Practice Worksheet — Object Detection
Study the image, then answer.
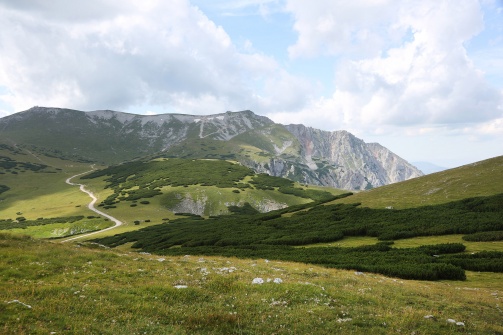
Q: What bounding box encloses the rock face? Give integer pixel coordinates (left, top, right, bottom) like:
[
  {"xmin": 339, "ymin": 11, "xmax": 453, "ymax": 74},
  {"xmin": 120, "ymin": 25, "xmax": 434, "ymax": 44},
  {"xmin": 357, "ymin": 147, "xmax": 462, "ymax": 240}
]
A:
[
  {"xmin": 283, "ymin": 125, "xmax": 423, "ymax": 189},
  {"xmin": 0, "ymin": 106, "xmax": 423, "ymax": 190}
]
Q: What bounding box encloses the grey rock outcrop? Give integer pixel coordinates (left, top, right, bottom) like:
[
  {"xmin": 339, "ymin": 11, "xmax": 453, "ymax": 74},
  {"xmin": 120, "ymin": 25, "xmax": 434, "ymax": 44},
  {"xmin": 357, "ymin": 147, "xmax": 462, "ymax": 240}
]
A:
[{"xmin": 283, "ymin": 124, "xmax": 423, "ymax": 189}]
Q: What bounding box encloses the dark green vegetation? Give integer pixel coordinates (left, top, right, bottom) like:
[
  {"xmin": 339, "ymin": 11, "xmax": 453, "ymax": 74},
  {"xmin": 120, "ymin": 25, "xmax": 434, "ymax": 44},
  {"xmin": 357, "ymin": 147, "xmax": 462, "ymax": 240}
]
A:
[
  {"xmin": 94, "ymin": 192, "xmax": 503, "ymax": 281},
  {"xmin": 82, "ymin": 158, "xmax": 254, "ymax": 190},
  {"xmin": 0, "ymin": 185, "xmax": 9, "ymax": 195},
  {"xmin": 0, "ymin": 155, "xmax": 52, "ymax": 173},
  {"xmin": 0, "ymin": 216, "xmax": 85, "ymax": 230},
  {"xmin": 463, "ymin": 231, "xmax": 503, "ymax": 242}
]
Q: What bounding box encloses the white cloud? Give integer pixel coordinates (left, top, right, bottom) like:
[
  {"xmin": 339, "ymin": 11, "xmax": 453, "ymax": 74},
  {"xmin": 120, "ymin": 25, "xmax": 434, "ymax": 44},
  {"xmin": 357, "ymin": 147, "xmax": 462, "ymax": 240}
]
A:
[
  {"xmin": 196, "ymin": 0, "xmax": 282, "ymax": 17},
  {"xmin": 286, "ymin": 0, "xmax": 398, "ymax": 58},
  {"xmin": 284, "ymin": 0, "xmax": 503, "ymax": 132},
  {"xmin": 0, "ymin": 0, "xmax": 314, "ymax": 115}
]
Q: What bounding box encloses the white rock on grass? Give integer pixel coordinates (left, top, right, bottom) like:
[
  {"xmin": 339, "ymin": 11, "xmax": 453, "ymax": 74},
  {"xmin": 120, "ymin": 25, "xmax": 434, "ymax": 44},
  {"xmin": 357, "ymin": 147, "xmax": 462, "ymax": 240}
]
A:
[
  {"xmin": 7, "ymin": 300, "xmax": 32, "ymax": 309},
  {"xmin": 446, "ymin": 319, "xmax": 464, "ymax": 326},
  {"xmin": 273, "ymin": 278, "xmax": 283, "ymax": 284},
  {"xmin": 336, "ymin": 318, "xmax": 352, "ymax": 323},
  {"xmin": 252, "ymin": 278, "xmax": 264, "ymax": 284},
  {"xmin": 174, "ymin": 285, "xmax": 188, "ymax": 289}
]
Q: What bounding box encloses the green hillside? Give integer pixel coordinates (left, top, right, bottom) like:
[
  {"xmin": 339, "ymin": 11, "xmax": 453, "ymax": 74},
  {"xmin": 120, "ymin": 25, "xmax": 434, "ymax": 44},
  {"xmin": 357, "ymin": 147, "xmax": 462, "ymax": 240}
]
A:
[
  {"xmin": 92, "ymin": 156, "xmax": 503, "ymax": 281},
  {"xmin": 0, "ymin": 143, "xmax": 114, "ymax": 238},
  {"xmin": 79, "ymin": 158, "xmax": 341, "ymax": 216},
  {"xmin": 332, "ymin": 155, "xmax": 503, "ymax": 209}
]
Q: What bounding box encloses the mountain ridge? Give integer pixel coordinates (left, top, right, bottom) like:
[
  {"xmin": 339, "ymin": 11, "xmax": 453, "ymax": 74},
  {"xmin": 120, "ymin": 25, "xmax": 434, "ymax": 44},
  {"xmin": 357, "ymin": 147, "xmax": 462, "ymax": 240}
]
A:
[{"xmin": 0, "ymin": 106, "xmax": 423, "ymax": 190}]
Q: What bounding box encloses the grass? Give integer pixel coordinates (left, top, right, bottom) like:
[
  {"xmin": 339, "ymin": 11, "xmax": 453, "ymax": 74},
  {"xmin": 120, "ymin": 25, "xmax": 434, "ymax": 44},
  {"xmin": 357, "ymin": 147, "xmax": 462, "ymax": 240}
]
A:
[
  {"xmin": 1, "ymin": 233, "xmax": 502, "ymax": 334},
  {"xmin": 0, "ymin": 147, "xmax": 96, "ymax": 220}
]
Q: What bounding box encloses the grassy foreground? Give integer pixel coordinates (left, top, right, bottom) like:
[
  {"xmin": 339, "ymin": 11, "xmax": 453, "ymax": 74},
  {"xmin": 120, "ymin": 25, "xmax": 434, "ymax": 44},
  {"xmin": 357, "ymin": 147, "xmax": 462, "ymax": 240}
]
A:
[{"xmin": 1, "ymin": 233, "xmax": 502, "ymax": 335}]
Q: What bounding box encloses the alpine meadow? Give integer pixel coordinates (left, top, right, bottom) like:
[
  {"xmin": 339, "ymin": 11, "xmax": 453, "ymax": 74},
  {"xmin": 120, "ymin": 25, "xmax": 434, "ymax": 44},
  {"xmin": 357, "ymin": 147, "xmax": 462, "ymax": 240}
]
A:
[{"xmin": 0, "ymin": 107, "xmax": 502, "ymax": 334}]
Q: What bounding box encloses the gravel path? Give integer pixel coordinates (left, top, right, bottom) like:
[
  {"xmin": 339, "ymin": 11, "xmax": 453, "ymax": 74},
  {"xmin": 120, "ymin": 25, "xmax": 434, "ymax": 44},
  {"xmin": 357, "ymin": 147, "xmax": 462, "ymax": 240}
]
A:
[{"xmin": 62, "ymin": 169, "xmax": 123, "ymax": 242}]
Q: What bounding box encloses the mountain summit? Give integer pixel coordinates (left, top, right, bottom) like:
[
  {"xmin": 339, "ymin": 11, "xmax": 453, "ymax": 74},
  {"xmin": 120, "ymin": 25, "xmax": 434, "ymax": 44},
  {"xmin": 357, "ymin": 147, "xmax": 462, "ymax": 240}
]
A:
[{"xmin": 0, "ymin": 106, "xmax": 422, "ymax": 190}]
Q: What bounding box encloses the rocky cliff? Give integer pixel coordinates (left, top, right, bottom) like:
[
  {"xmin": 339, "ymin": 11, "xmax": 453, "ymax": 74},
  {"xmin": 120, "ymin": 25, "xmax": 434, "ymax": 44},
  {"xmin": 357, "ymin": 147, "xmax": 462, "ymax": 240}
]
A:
[{"xmin": 283, "ymin": 125, "xmax": 423, "ymax": 189}]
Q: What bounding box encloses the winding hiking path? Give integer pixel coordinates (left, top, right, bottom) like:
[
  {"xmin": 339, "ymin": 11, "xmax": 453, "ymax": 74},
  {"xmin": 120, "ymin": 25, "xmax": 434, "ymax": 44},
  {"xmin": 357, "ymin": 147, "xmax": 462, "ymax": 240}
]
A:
[{"xmin": 62, "ymin": 169, "xmax": 123, "ymax": 242}]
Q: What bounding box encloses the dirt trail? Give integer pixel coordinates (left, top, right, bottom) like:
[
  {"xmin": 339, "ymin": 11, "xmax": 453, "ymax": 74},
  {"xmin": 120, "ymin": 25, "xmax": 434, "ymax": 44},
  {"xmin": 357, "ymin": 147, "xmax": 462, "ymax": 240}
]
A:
[{"xmin": 62, "ymin": 169, "xmax": 123, "ymax": 242}]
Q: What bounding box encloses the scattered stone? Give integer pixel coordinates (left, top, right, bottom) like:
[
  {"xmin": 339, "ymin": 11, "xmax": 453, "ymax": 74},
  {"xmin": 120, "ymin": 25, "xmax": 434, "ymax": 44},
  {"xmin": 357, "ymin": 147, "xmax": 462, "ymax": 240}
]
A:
[
  {"xmin": 273, "ymin": 278, "xmax": 283, "ymax": 284},
  {"xmin": 252, "ymin": 277, "xmax": 264, "ymax": 285},
  {"xmin": 336, "ymin": 318, "xmax": 352, "ymax": 323},
  {"xmin": 174, "ymin": 285, "xmax": 188, "ymax": 289},
  {"xmin": 7, "ymin": 300, "xmax": 32, "ymax": 309},
  {"xmin": 446, "ymin": 319, "xmax": 465, "ymax": 326},
  {"xmin": 157, "ymin": 258, "xmax": 165, "ymax": 262},
  {"xmin": 355, "ymin": 271, "xmax": 364, "ymax": 275},
  {"xmin": 424, "ymin": 315, "xmax": 436, "ymax": 320}
]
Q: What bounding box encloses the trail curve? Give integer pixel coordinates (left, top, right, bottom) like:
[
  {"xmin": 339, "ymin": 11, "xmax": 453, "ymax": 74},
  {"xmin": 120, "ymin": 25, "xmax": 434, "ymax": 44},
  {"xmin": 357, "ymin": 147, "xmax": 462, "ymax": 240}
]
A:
[{"xmin": 62, "ymin": 169, "xmax": 123, "ymax": 242}]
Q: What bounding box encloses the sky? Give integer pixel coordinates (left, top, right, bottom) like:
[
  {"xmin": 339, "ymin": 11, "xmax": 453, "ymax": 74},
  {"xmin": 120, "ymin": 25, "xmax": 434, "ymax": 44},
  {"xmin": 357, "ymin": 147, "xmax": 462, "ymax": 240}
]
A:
[{"xmin": 0, "ymin": 0, "xmax": 501, "ymax": 168}]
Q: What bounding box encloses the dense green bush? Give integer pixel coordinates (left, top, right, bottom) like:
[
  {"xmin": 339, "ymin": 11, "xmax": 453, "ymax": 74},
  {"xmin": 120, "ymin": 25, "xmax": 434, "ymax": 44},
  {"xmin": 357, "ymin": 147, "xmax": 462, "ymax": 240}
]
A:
[
  {"xmin": 0, "ymin": 184, "xmax": 10, "ymax": 195},
  {"xmin": 0, "ymin": 216, "xmax": 85, "ymax": 230},
  {"xmin": 463, "ymin": 231, "xmax": 503, "ymax": 242},
  {"xmin": 440, "ymin": 251, "xmax": 503, "ymax": 272},
  {"xmin": 0, "ymin": 155, "xmax": 48, "ymax": 172},
  {"xmin": 93, "ymin": 193, "xmax": 503, "ymax": 281}
]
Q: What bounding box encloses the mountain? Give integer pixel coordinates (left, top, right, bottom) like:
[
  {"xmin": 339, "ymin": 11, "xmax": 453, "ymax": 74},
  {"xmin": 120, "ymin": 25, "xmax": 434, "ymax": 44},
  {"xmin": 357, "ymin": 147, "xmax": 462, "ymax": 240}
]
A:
[
  {"xmin": 0, "ymin": 107, "xmax": 272, "ymax": 164},
  {"xmin": 0, "ymin": 106, "xmax": 423, "ymax": 190},
  {"xmin": 284, "ymin": 125, "xmax": 422, "ymax": 189}
]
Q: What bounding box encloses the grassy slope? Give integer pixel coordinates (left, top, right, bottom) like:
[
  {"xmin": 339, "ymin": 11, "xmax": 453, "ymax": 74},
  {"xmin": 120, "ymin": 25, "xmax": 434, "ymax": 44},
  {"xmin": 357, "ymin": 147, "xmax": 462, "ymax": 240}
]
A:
[
  {"xmin": 332, "ymin": 155, "xmax": 503, "ymax": 209},
  {"xmin": 0, "ymin": 143, "xmax": 112, "ymax": 237},
  {"xmin": 1, "ymin": 233, "xmax": 502, "ymax": 335},
  {"xmin": 0, "ymin": 145, "xmax": 96, "ymax": 219}
]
